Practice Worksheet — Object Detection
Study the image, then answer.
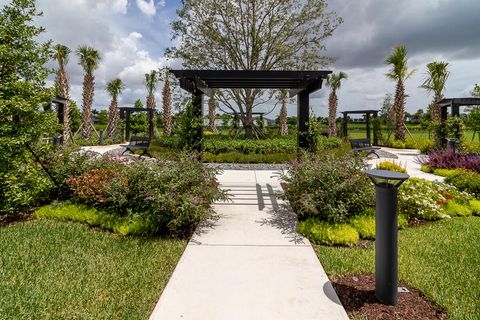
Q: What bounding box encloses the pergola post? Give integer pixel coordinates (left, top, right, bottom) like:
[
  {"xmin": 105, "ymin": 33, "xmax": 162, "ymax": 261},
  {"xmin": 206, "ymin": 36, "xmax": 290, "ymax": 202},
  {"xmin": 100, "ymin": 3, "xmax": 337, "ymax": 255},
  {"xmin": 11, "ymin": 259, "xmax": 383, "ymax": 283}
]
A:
[
  {"xmin": 366, "ymin": 113, "xmax": 371, "ymax": 142},
  {"xmin": 297, "ymin": 91, "xmax": 309, "ymax": 150},
  {"xmin": 373, "ymin": 112, "xmax": 379, "ymax": 145},
  {"xmin": 192, "ymin": 88, "xmax": 203, "ymax": 154},
  {"xmin": 440, "ymin": 104, "xmax": 448, "ymax": 147},
  {"xmin": 148, "ymin": 109, "xmax": 154, "ymax": 140},
  {"xmin": 125, "ymin": 110, "xmax": 131, "ymax": 142},
  {"xmin": 343, "ymin": 112, "xmax": 348, "ymax": 138}
]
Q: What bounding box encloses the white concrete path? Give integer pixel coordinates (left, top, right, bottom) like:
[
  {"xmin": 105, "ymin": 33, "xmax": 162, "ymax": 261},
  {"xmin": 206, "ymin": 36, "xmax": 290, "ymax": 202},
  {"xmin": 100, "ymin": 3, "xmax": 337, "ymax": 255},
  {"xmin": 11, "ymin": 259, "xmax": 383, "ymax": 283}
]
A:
[
  {"xmin": 150, "ymin": 170, "xmax": 349, "ymax": 320},
  {"xmin": 80, "ymin": 144, "xmax": 124, "ymax": 154},
  {"xmin": 368, "ymin": 147, "xmax": 444, "ymax": 182}
]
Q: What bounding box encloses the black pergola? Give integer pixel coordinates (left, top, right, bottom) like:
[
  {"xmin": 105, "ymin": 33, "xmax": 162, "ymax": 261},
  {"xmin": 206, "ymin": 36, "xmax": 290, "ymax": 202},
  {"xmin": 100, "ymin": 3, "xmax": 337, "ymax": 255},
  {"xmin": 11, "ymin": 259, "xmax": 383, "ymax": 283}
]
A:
[
  {"xmin": 438, "ymin": 97, "xmax": 480, "ymax": 146},
  {"xmin": 341, "ymin": 110, "xmax": 379, "ymax": 145},
  {"xmin": 119, "ymin": 107, "xmax": 155, "ymax": 142},
  {"xmin": 170, "ymin": 69, "xmax": 331, "ymax": 151},
  {"xmin": 46, "ymin": 95, "xmax": 69, "ymax": 144}
]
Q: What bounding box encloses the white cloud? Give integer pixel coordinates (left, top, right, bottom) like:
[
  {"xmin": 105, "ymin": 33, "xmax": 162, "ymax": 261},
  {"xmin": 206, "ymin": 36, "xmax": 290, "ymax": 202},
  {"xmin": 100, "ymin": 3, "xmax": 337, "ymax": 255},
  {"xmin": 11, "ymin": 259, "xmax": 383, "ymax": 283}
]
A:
[
  {"xmin": 98, "ymin": 0, "xmax": 129, "ymax": 15},
  {"xmin": 136, "ymin": 0, "xmax": 156, "ymax": 16}
]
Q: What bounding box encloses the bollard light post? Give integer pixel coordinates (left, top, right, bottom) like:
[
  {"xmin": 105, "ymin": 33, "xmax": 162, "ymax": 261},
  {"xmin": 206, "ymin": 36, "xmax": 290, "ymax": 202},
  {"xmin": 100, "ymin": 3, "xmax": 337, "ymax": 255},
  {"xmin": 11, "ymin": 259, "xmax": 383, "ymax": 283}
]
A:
[{"xmin": 365, "ymin": 169, "xmax": 409, "ymax": 306}]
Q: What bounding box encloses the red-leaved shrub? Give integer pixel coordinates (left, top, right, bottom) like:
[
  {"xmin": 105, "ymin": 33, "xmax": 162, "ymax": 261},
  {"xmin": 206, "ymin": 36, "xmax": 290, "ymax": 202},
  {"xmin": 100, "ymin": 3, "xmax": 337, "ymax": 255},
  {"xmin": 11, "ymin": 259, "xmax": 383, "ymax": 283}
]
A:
[
  {"xmin": 66, "ymin": 168, "xmax": 117, "ymax": 204},
  {"xmin": 423, "ymin": 150, "xmax": 480, "ymax": 173}
]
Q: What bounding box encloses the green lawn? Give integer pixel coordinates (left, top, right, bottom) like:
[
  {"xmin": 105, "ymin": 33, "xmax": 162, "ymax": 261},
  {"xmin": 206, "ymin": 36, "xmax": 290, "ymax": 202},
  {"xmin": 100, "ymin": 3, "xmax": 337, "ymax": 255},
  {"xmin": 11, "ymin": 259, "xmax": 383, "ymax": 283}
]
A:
[
  {"xmin": 0, "ymin": 219, "xmax": 186, "ymax": 320},
  {"xmin": 316, "ymin": 217, "xmax": 480, "ymax": 320}
]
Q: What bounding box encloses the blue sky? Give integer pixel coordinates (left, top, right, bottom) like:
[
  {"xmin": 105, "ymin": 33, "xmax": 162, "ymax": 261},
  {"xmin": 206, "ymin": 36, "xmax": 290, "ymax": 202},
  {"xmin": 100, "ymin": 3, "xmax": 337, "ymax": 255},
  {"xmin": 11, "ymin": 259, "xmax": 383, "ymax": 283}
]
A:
[{"xmin": 2, "ymin": 0, "xmax": 479, "ymax": 118}]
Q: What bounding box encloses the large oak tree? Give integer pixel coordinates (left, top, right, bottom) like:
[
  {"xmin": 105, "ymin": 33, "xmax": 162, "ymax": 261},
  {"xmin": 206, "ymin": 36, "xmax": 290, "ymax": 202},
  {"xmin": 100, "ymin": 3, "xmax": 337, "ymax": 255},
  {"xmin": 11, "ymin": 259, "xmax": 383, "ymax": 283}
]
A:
[{"xmin": 169, "ymin": 0, "xmax": 342, "ymax": 138}]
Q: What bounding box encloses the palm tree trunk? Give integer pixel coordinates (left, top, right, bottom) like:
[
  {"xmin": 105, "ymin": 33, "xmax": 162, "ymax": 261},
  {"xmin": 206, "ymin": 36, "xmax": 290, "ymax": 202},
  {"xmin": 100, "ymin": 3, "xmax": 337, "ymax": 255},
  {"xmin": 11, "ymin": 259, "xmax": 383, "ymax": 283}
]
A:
[
  {"xmin": 81, "ymin": 72, "xmax": 95, "ymax": 139},
  {"xmin": 146, "ymin": 94, "xmax": 155, "ymax": 109},
  {"xmin": 162, "ymin": 74, "xmax": 172, "ymax": 136},
  {"xmin": 279, "ymin": 91, "xmax": 288, "ymax": 135},
  {"xmin": 105, "ymin": 99, "xmax": 118, "ymax": 138},
  {"xmin": 56, "ymin": 67, "xmax": 72, "ymax": 143},
  {"xmin": 328, "ymin": 91, "xmax": 338, "ymax": 137},
  {"xmin": 207, "ymin": 95, "xmax": 217, "ymax": 133},
  {"xmin": 394, "ymin": 80, "xmax": 406, "ymax": 141}
]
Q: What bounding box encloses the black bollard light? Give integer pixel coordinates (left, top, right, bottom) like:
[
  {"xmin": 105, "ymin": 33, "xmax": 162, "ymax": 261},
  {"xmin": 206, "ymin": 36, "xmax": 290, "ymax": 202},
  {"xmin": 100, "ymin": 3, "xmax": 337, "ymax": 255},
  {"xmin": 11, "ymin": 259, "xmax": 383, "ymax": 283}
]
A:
[{"xmin": 365, "ymin": 169, "xmax": 409, "ymax": 305}]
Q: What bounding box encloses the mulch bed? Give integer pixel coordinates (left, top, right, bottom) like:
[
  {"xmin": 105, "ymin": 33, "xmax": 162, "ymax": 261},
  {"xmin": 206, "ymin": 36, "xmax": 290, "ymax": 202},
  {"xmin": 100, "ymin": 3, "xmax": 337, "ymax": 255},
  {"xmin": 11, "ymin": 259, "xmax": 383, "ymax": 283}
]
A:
[
  {"xmin": 331, "ymin": 274, "xmax": 446, "ymax": 320},
  {"xmin": 0, "ymin": 211, "xmax": 34, "ymax": 227}
]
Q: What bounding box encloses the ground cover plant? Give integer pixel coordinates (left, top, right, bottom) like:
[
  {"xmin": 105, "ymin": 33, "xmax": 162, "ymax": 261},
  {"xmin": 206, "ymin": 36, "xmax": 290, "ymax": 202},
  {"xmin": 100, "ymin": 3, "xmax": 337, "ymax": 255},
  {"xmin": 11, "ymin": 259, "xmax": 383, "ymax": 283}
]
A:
[
  {"xmin": 0, "ymin": 219, "xmax": 186, "ymax": 319},
  {"xmin": 422, "ymin": 149, "xmax": 480, "ymax": 173},
  {"xmin": 315, "ymin": 217, "xmax": 480, "ymax": 320}
]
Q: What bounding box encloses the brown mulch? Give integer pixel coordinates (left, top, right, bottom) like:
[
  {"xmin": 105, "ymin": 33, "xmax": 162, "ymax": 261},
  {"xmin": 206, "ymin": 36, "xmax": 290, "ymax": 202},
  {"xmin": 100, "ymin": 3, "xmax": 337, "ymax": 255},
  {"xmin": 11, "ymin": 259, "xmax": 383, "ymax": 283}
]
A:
[
  {"xmin": 0, "ymin": 211, "xmax": 34, "ymax": 227},
  {"xmin": 331, "ymin": 274, "xmax": 447, "ymax": 320}
]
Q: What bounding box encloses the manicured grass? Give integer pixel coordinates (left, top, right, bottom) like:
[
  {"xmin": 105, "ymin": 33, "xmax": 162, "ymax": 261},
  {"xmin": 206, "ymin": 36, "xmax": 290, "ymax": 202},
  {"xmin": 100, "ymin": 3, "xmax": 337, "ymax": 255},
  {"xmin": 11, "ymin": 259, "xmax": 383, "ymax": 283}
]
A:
[
  {"xmin": 316, "ymin": 217, "xmax": 480, "ymax": 320},
  {"xmin": 0, "ymin": 219, "xmax": 186, "ymax": 319}
]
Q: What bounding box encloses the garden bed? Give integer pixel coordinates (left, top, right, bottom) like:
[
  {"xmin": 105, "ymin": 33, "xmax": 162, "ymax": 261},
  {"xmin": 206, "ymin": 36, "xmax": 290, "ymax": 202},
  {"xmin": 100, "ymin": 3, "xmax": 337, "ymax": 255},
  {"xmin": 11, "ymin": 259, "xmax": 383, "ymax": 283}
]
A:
[{"xmin": 332, "ymin": 274, "xmax": 446, "ymax": 320}]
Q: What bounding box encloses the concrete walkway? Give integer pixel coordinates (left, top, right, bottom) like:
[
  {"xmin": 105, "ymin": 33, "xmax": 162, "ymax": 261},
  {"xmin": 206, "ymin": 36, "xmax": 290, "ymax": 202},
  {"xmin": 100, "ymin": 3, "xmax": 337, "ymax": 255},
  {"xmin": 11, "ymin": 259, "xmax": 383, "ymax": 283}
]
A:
[
  {"xmin": 149, "ymin": 170, "xmax": 349, "ymax": 320},
  {"xmin": 368, "ymin": 147, "xmax": 444, "ymax": 181}
]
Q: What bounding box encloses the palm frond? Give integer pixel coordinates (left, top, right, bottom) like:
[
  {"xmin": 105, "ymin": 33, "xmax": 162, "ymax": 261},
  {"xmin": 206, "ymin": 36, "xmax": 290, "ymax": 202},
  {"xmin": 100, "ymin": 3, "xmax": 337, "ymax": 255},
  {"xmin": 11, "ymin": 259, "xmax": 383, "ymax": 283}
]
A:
[
  {"xmin": 76, "ymin": 45, "xmax": 102, "ymax": 73},
  {"xmin": 54, "ymin": 44, "xmax": 71, "ymax": 66},
  {"xmin": 105, "ymin": 78, "xmax": 125, "ymax": 99},
  {"xmin": 327, "ymin": 71, "xmax": 348, "ymax": 90},
  {"xmin": 419, "ymin": 61, "xmax": 449, "ymax": 96},
  {"xmin": 385, "ymin": 45, "xmax": 414, "ymax": 81},
  {"xmin": 145, "ymin": 70, "xmax": 159, "ymax": 95}
]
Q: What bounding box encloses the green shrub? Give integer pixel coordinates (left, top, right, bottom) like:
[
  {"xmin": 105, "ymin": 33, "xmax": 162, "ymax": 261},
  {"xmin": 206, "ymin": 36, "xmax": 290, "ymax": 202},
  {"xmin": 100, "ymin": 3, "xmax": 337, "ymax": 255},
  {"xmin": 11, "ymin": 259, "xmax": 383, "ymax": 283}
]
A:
[
  {"xmin": 445, "ymin": 170, "xmax": 480, "ymax": 196},
  {"xmin": 376, "ymin": 161, "xmax": 407, "ymax": 173},
  {"xmin": 398, "ymin": 178, "xmax": 472, "ymax": 220},
  {"xmin": 469, "ymin": 199, "xmax": 480, "ymax": 216},
  {"xmin": 417, "ymin": 140, "xmax": 435, "ymax": 153},
  {"xmin": 34, "ymin": 203, "xmax": 155, "ymax": 236},
  {"xmin": 202, "ymin": 137, "xmax": 296, "ymax": 155},
  {"xmin": 433, "ymin": 168, "xmax": 465, "ymax": 177},
  {"xmin": 389, "ymin": 139, "xmax": 406, "ymax": 149},
  {"xmin": 202, "ymin": 152, "xmax": 295, "ymax": 163},
  {"xmin": 398, "ymin": 214, "xmax": 409, "ymax": 229},
  {"xmin": 280, "ymin": 152, "xmax": 374, "ymax": 223},
  {"xmin": 316, "ymin": 135, "xmax": 342, "ymax": 151},
  {"xmin": 349, "ymin": 215, "xmax": 375, "ymax": 240},
  {"xmin": 298, "ymin": 219, "xmax": 359, "ymax": 246},
  {"xmin": 420, "ymin": 165, "xmax": 433, "ymax": 173},
  {"xmin": 443, "ymin": 201, "xmax": 473, "ymax": 217}
]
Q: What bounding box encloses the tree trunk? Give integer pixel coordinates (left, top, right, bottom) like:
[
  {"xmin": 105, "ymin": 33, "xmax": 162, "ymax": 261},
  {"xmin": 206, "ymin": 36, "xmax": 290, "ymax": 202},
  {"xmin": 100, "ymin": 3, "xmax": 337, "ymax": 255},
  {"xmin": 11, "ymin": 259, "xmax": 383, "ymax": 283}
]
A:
[
  {"xmin": 279, "ymin": 91, "xmax": 288, "ymax": 135},
  {"xmin": 146, "ymin": 94, "xmax": 155, "ymax": 109},
  {"xmin": 105, "ymin": 99, "xmax": 118, "ymax": 138},
  {"xmin": 431, "ymin": 93, "xmax": 442, "ymax": 122},
  {"xmin": 394, "ymin": 80, "xmax": 406, "ymax": 141},
  {"xmin": 328, "ymin": 90, "xmax": 338, "ymax": 137},
  {"xmin": 55, "ymin": 67, "xmax": 72, "ymax": 143},
  {"xmin": 81, "ymin": 72, "xmax": 94, "ymax": 139},
  {"xmin": 243, "ymin": 89, "xmax": 254, "ymax": 139},
  {"xmin": 207, "ymin": 94, "xmax": 217, "ymax": 133},
  {"xmin": 163, "ymin": 72, "xmax": 172, "ymax": 136}
]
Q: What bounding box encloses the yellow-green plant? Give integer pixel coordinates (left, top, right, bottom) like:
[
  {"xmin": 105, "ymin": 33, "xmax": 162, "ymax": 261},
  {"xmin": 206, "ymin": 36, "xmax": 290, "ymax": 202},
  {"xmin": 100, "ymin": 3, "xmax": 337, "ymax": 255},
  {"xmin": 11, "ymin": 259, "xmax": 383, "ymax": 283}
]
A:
[{"xmin": 376, "ymin": 161, "xmax": 407, "ymax": 173}]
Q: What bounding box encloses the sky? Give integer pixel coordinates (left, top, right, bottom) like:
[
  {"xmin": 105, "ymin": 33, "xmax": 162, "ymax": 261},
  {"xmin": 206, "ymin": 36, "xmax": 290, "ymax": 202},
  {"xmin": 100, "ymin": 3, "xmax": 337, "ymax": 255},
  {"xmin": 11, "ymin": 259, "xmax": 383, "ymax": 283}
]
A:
[{"xmin": 2, "ymin": 0, "xmax": 479, "ymax": 118}]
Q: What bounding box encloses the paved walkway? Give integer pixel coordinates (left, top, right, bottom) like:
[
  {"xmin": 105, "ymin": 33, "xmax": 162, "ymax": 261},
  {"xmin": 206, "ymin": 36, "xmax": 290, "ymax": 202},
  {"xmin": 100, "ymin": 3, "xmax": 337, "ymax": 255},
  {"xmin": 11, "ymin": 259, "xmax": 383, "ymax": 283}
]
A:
[
  {"xmin": 368, "ymin": 147, "xmax": 444, "ymax": 181},
  {"xmin": 149, "ymin": 170, "xmax": 349, "ymax": 320}
]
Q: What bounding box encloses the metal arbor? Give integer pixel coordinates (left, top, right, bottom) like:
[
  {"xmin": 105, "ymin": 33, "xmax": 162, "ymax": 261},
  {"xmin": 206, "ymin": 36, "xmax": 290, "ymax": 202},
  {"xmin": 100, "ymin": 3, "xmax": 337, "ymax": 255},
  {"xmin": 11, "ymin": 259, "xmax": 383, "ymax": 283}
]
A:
[
  {"xmin": 119, "ymin": 107, "xmax": 155, "ymax": 142},
  {"xmin": 170, "ymin": 69, "xmax": 331, "ymax": 152},
  {"xmin": 438, "ymin": 98, "xmax": 480, "ymax": 147},
  {"xmin": 341, "ymin": 110, "xmax": 379, "ymax": 145}
]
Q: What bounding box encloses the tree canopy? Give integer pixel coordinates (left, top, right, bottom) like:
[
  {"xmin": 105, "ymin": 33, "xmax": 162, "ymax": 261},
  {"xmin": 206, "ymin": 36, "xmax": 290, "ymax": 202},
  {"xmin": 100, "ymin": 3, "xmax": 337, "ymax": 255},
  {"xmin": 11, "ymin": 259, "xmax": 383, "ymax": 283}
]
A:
[{"xmin": 169, "ymin": 0, "xmax": 342, "ymax": 137}]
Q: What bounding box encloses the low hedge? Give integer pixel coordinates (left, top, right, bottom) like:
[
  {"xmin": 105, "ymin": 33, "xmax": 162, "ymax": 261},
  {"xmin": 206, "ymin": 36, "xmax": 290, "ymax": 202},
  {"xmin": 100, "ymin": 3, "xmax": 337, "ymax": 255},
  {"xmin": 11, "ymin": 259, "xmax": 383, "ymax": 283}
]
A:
[
  {"xmin": 445, "ymin": 170, "xmax": 480, "ymax": 196},
  {"xmin": 298, "ymin": 218, "xmax": 359, "ymax": 247},
  {"xmin": 202, "ymin": 152, "xmax": 295, "ymax": 163},
  {"xmin": 202, "ymin": 138, "xmax": 296, "ymax": 155}
]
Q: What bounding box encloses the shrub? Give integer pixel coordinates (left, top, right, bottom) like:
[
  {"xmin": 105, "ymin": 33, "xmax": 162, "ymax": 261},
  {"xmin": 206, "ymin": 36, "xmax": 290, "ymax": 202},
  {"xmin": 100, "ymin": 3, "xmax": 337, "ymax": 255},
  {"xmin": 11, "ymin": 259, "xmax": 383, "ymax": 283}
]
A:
[
  {"xmin": 376, "ymin": 161, "xmax": 407, "ymax": 173},
  {"xmin": 349, "ymin": 215, "xmax": 375, "ymax": 240},
  {"xmin": 469, "ymin": 199, "xmax": 480, "ymax": 216},
  {"xmin": 34, "ymin": 203, "xmax": 155, "ymax": 236},
  {"xmin": 432, "ymin": 168, "xmax": 465, "ymax": 177},
  {"xmin": 316, "ymin": 136, "xmax": 342, "ymax": 151},
  {"xmin": 422, "ymin": 149, "xmax": 480, "ymax": 173},
  {"xmin": 420, "ymin": 165, "xmax": 433, "ymax": 173},
  {"xmin": 398, "ymin": 178, "xmax": 472, "ymax": 220},
  {"xmin": 202, "ymin": 137, "xmax": 296, "ymax": 155},
  {"xmin": 280, "ymin": 152, "xmax": 374, "ymax": 223},
  {"xmin": 202, "ymin": 152, "xmax": 295, "ymax": 163},
  {"xmin": 66, "ymin": 168, "xmax": 119, "ymax": 205},
  {"xmin": 445, "ymin": 170, "xmax": 480, "ymax": 195},
  {"xmin": 298, "ymin": 219, "xmax": 359, "ymax": 246},
  {"xmin": 443, "ymin": 201, "xmax": 473, "ymax": 217},
  {"xmin": 398, "ymin": 214, "xmax": 409, "ymax": 230},
  {"xmin": 389, "ymin": 139, "xmax": 406, "ymax": 149}
]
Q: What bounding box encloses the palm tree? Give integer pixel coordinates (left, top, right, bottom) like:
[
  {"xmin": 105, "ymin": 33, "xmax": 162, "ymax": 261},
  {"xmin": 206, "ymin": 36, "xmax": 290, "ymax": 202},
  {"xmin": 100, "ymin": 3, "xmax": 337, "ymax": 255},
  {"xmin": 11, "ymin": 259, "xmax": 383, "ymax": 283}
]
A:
[
  {"xmin": 145, "ymin": 70, "xmax": 158, "ymax": 109},
  {"xmin": 326, "ymin": 72, "xmax": 348, "ymax": 137},
  {"xmin": 279, "ymin": 89, "xmax": 288, "ymax": 135},
  {"xmin": 162, "ymin": 68, "xmax": 172, "ymax": 136},
  {"xmin": 105, "ymin": 78, "xmax": 125, "ymax": 138},
  {"xmin": 207, "ymin": 90, "xmax": 217, "ymax": 133},
  {"xmin": 385, "ymin": 45, "xmax": 415, "ymax": 141},
  {"xmin": 76, "ymin": 45, "xmax": 101, "ymax": 139},
  {"xmin": 54, "ymin": 44, "xmax": 72, "ymax": 143},
  {"xmin": 420, "ymin": 61, "xmax": 450, "ymax": 122}
]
